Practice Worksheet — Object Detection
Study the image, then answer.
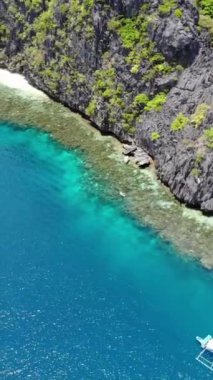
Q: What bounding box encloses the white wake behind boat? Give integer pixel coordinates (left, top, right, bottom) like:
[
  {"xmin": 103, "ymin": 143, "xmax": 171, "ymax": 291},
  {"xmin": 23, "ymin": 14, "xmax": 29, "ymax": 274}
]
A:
[{"xmin": 196, "ymin": 335, "xmax": 213, "ymax": 371}]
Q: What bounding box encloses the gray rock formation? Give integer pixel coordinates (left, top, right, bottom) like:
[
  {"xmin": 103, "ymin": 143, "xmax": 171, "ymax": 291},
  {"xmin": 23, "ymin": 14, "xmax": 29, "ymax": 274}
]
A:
[{"xmin": 136, "ymin": 48, "xmax": 213, "ymax": 211}]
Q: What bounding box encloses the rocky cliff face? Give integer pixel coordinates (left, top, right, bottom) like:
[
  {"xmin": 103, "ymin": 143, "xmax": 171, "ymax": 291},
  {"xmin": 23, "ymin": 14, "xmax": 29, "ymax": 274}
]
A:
[{"xmin": 0, "ymin": 0, "xmax": 213, "ymax": 213}]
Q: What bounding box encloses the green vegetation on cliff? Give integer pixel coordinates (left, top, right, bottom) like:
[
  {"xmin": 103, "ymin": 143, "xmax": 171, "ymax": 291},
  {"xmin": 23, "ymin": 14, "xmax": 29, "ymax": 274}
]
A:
[
  {"xmin": 198, "ymin": 0, "xmax": 213, "ymax": 39},
  {"xmin": 171, "ymin": 113, "xmax": 189, "ymax": 131},
  {"xmin": 0, "ymin": 22, "xmax": 9, "ymax": 44},
  {"xmin": 198, "ymin": 0, "xmax": 213, "ymax": 17},
  {"xmin": 204, "ymin": 127, "xmax": 213, "ymax": 148},
  {"xmin": 191, "ymin": 103, "xmax": 210, "ymax": 128}
]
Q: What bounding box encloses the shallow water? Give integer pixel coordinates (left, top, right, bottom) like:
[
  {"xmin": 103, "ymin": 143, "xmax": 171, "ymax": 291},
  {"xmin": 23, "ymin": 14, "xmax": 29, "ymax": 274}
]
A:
[{"xmin": 0, "ymin": 123, "xmax": 213, "ymax": 379}]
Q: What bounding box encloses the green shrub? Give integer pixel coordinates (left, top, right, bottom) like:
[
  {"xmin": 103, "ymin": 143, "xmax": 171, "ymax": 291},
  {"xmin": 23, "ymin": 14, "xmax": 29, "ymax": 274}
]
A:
[
  {"xmin": 199, "ymin": 14, "xmax": 213, "ymax": 38},
  {"xmin": 174, "ymin": 8, "xmax": 183, "ymax": 18},
  {"xmin": 199, "ymin": 0, "xmax": 213, "ymax": 17},
  {"xmin": 0, "ymin": 22, "xmax": 9, "ymax": 42},
  {"xmin": 195, "ymin": 153, "xmax": 204, "ymax": 164},
  {"xmin": 191, "ymin": 168, "xmax": 201, "ymax": 177},
  {"xmin": 116, "ymin": 18, "xmax": 140, "ymax": 49},
  {"xmin": 122, "ymin": 123, "xmax": 136, "ymax": 135},
  {"xmin": 123, "ymin": 112, "xmax": 136, "ymax": 123},
  {"xmin": 191, "ymin": 103, "xmax": 210, "ymax": 128},
  {"xmin": 151, "ymin": 131, "xmax": 161, "ymax": 141},
  {"xmin": 154, "ymin": 63, "xmax": 173, "ymax": 74},
  {"xmin": 198, "ymin": 0, "xmax": 213, "ymax": 39},
  {"xmin": 107, "ymin": 18, "xmax": 121, "ymax": 31},
  {"xmin": 144, "ymin": 92, "xmax": 167, "ymax": 112},
  {"xmin": 102, "ymin": 88, "xmax": 115, "ymax": 98},
  {"xmin": 24, "ymin": 0, "xmax": 43, "ymax": 10},
  {"xmin": 159, "ymin": 0, "xmax": 177, "ymax": 16},
  {"xmin": 133, "ymin": 93, "xmax": 149, "ymax": 106},
  {"xmin": 176, "ymin": 64, "xmax": 184, "ymax": 73},
  {"xmin": 171, "ymin": 113, "xmax": 189, "ymax": 131},
  {"xmin": 86, "ymin": 99, "xmax": 97, "ymax": 116},
  {"xmin": 94, "ymin": 68, "xmax": 116, "ymax": 95},
  {"xmin": 130, "ymin": 64, "xmax": 140, "ymax": 74},
  {"xmin": 204, "ymin": 127, "xmax": 213, "ymax": 148},
  {"xmin": 149, "ymin": 53, "xmax": 165, "ymax": 64},
  {"xmin": 109, "ymin": 97, "xmax": 125, "ymax": 108}
]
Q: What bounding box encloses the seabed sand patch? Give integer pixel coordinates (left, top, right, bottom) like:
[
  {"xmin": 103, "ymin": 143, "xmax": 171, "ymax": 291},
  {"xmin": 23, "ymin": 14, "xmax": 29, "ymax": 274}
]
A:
[{"xmin": 0, "ymin": 69, "xmax": 213, "ymax": 267}]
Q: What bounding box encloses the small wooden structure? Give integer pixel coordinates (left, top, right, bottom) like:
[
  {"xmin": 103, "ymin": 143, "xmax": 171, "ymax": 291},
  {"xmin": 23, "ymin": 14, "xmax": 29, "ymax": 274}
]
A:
[{"xmin": 196, "ymin": 335, "xmax": 213, "ymax": 371}]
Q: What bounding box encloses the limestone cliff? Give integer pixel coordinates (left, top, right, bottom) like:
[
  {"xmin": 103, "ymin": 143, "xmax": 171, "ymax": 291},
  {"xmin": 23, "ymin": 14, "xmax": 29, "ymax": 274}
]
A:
[{"xmin": 0, "ymin": 0, "xmax": 213, "ymax": 213}]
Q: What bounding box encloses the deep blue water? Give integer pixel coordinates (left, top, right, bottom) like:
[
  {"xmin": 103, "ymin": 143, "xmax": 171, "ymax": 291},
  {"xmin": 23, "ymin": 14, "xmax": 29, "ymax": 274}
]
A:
[{"xmin": 0, "ymin": 122, "xmax": 213, "ymax": 379}]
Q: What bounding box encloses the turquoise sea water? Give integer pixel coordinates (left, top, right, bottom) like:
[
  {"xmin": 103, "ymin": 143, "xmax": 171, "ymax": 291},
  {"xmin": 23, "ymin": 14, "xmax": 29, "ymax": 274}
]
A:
[{"xmin": 0, "ymin": 122, "xmax": 213, "ymax": 380}]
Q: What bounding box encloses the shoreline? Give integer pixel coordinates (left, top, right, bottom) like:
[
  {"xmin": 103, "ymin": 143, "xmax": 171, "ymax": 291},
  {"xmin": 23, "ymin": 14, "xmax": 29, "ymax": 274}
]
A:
[
  {"xmin": 0, "ymin": 68, "xmax": 213, "ymax": 268},
  {"xmin": 0, "ymin": 69, "xmax": 48, "ymax": 98}
]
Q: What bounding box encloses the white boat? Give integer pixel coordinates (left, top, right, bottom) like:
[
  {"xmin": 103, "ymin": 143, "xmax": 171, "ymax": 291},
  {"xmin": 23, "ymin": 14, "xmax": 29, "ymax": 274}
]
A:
[{"xmin": 196, "ymin": 335, "xmax": 213, "ymax": 371}]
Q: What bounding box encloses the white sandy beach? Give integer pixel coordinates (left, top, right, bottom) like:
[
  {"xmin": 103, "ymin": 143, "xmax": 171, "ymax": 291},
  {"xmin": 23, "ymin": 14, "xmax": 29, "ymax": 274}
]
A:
[{"xmin": 0, "ymin": 69, "xmax": 48, "ymax": 99}]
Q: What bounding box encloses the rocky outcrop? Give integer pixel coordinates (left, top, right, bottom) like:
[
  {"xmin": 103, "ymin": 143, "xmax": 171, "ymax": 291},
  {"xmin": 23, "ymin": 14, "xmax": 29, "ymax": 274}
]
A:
[
  {"xmin": 0, "ymin": 0, "xmax": 213, "ymax": 213},
  {"xmin": 122, "ymin": 144, "xmax": 151, "ymax": 167},
  {"xmin": 136, "ymin": 48, "xmax": 213, "ymax": 211}
]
